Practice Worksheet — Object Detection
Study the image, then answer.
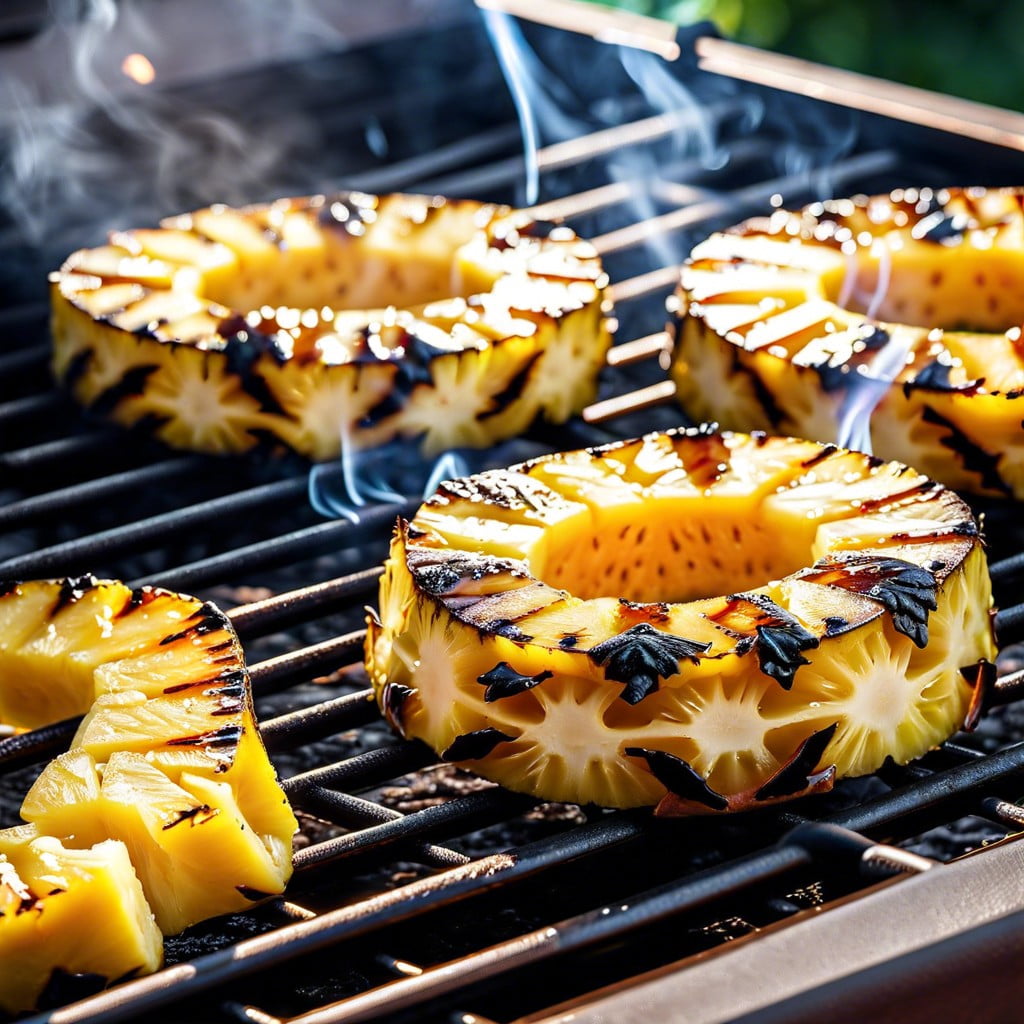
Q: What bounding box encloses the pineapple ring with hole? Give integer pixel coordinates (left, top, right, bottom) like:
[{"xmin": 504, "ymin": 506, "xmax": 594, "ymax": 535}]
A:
[
  {"xmin": 0, "ymin": 577, "xmax": 297, "ymax": 1014},
  {"xmin": 668, "ymin": 186, "xmax": 1024, "ymax": 499},
  {"xmin": 365, "ymin": 428, "xmax": 997, "ymax": 813},
  {"xmin": 50, "ymin": 192, "xmax": 612, "ymax": 459}
]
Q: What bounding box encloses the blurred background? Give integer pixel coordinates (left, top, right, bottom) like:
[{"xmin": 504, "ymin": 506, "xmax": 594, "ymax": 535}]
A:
[{"xmin": 604, "ymin": 0, "xmax": 1024, "ymax": 108}]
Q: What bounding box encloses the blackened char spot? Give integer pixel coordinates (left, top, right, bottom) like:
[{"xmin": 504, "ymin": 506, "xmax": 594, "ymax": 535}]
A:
[
  {"xmin": 588, "ymin": 623, "xmax": 711, "ymax": 704},
  {"xmin": 383, "ymin": 682, "xmax": 414, "ymax": 734},
  {"xmin": 624, "ymin": 747, "xmax": 728, "ymax": 811},
  {"xmin": 119, "ymin": 586, "xmax": 155, "ymax": 614},
  {"xmin": 478, "ymin": 352, "xmax": 543, "ymax": 421},
  {"xmin": 442, "ymin": 727, "xmax": 516, "ymax": 761},
  {"xmin": 920, "ymin": 406, "xmax": 1011, "ymax": 496},
  {"xmin": 962, "ymin": 658, "xmax": 998, "ymax": 731},
  {"xmin": 62, "ymin": 347, "xmax": 94, "ymax": 390},
  {"xmin": 161, "ymin": 804, "xmax": 214, "ymax": 830},
  {"xmin": 89, "ymin": 364, "xmax": 160, "ymax": 416},
  {"xmin": 477, "ymin": 662, "xmax": 552, "ymax": 702},
  {"xmin": 317, "ymin": 193, "xmax": 374, "ymax": 235},
  {"xmin": 904, "ymin": 359, "xmax": 982, "ymax": 395},
  {"xmin": 358, "ymin": 327, "xmax": 455, "ymax": 428},
  {"xmin": 731, "ymin": 349, "xmax": 785, "ymax": 428},
  {"xmin": 860, "ymin": 326, "xmax": 890, "ymax": 351},
  {"xmin": 822, "ymin": 615, "xmax": 849, "ymax": 636},
  {"xmin": 914, "ymin": 211, "xmax": 966, "ymax": 244},
  {"xmin": 218, "ymin": 318, "xmax": 290, "ymax": 416},
  {"xmin": 754, "ymin": 723, "xmax": 839, "ymax": 800},
  {"xmin": 812, "ymin": 359, "xmax": 851, "ymax": 393},
  {"xmin": 730, "ymin": 593, "xmax": 819, "ymax": 690},
  {"xmin": 489, "ymin": 620, "xmax": 532, "ymax": 643},
  {"xmin": 53, "ymin": 575, "xmax": 99, "ymax": 614},
  {"xmin": 558, "ymin": 633, "xmax": 581, "ymax": 649}
]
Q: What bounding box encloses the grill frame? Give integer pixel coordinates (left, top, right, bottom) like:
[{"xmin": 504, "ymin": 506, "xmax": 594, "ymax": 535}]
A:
[{"xmin": 4, "ymin": 7, "xmax": 1024, "ymax": 1023}]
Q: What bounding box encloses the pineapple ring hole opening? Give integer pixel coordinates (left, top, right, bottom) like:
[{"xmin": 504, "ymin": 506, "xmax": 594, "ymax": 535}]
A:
[
  {"xmin": 821, "ymin": 245, "xmax": 1024, "ymax": 333},
  {"xmin": 196, "ymin": 205, "xmax": 493, "ymax": 316},
  {"xmin": 531, "ymin": 504, "xmax": 820, "ymax": 604}
]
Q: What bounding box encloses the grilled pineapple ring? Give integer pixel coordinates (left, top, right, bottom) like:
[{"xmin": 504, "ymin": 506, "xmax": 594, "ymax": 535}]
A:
[
  {"xmin": 366, "ymin": 428, "xmax": 996, "ymax": 813},
  {"xmin": 0, "ymin": 577, "xmax": 296, "ymax": 1014},
  {"xmin": 50, "ymin": 192, "xmax": 611, "ymax": 458},
  {"xmin": 669, "ymin": 186, "xmax": 1024, "ymax": 498}
]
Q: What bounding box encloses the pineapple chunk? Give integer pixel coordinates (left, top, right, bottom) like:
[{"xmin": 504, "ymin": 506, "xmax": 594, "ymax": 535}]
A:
[
  {"xmin": 366, "ymin": 430, "xmax": 996, "ymax": 812},
  {"xmin": 0, "ymin": 577, "xmax": 296, "ymax": 1010},
  {"xmin": 669, "ymin": 186, "xmax": 1024, "ymax": 498},
  {"xmin": 51, "ymin": 192, "xmax": 612, "ymax": 458},
  {"xmin": 0, "ymin": 827, "xmax": 161, "ymax": 1016}
]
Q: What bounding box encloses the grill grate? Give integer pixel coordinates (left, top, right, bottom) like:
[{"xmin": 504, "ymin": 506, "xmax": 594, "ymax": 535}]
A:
[{"xmin": 4, "ymin": 9, "xmax": 1024, "ymax": 1024}]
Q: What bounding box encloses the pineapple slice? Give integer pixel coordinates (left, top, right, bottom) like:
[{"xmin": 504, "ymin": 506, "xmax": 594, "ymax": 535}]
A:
[
  {"xmin": 668, "ymin": 186, "xmax": 1024, "ymax": 499},
  {"xmin": 0, "ymin": 825, "xmax": 161, "ymax": 1016},
  {"xmin": 365, "ymin": 429, "xmax": 996, "ymax": 812},
  {"xmin": 51, "ymin": 193, "xmax": 612, "ymax": 458},
  {"xmin": 0, "ymin": 577, "xmax": 296, "ymax": 1010}
]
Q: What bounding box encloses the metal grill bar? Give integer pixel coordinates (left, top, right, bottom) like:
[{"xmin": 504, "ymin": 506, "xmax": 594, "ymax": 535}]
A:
[
  {"xmin": 20, "ymin": 816, "xmax": 646, "ymax": 1024},
  {"xmin": 0, "ymin": 475, "xmax": 313, "ymax": 578},
  {"xmin": 228, "ymin": 569, "xmax": 384, "ymax": 637},
  {"xmin": 0, "ymin": 456, "xmax": 204, "ymax": 531},
  {"xmin": 129, "ymin": 499, "xmax": 417, "ymax": 591},
  {"xmin": 3, "ymin": 21, "xmax": 1024, "ymax": 1024}
]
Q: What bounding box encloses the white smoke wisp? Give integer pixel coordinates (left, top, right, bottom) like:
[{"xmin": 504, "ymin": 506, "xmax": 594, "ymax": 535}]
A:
[
  {"xmin": 613, "ymin": 43, "xmax": 734, "ymax": 269},
  {"xmin": 0, "ymin": 0, "xmax": 347, "ymax": 251},
  {"xmin": 480, "ymin": 8, "xmax": 585, "ymax": 206},
  {"xmin": 833, "ymin": 241, "xmax": 905, "ymax": 455}
]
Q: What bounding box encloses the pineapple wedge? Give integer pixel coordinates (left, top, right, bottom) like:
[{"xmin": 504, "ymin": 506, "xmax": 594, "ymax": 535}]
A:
[
  {"xmin": 0, "ymin": 825, "xmax": 161, "ymax": 1017},
  {"xmin": 668, "ymin": 186, "xmax": 1024, "ymax": 499},
  {"xmin": 51, "ymin": 192, "xmax": 612, "ymax": 458},
  {"xmin": 0, "ymin": 577, "xmax": 296, "ymax": 1013},
  {"xmin": 365, "ymin": 428, "xmax": 996, "ymax": 812}
]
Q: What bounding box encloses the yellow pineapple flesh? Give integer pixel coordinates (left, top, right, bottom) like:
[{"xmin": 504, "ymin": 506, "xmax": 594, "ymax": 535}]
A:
[
  {"xmin": 51, "ymin": 193, "xmax": 612, "ymax": 458},
  {"xmin": 669, "ymin": 186, "xmax": 1024, "ymax": 498},
  {"xmin": 0, "ymin": 825, "xmax": 161, "ymax": 1016},
  {"xmin": 366, "ymin": 429, "xmax": 996, "ymax": 812},
  {"xmin": 0, "ymin": 577, "xmax": 296, "ymax": 1013}
]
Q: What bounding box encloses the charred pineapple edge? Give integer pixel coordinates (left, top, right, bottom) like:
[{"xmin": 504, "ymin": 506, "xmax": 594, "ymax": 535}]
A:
[
  {"xmin": 50, "ymin": 191, "xmax": 612, "ymax": 459},
  {"xmin": 669, "ymin": 186, "xmax": 1024, "ymax": 499},
  {"xmin": 364, "ymin": 429, "xmax": 996, "ymax": 813},
  {"xmin": 0, "ymin": 576, "xmax": 297, "ymax": 1013}
]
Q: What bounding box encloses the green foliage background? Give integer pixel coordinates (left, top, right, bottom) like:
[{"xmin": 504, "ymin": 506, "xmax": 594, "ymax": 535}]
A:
[{"xmin": 602, "ymin": 0, "xmax": 1024, "ymax": 110}]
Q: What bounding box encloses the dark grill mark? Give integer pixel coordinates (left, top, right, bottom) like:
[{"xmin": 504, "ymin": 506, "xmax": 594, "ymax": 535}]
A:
[
  {"xmin": 166, "ymin": 725, "xmax": 243, "ymax": 748},
  {"xmin": 920, "ymin": 406, "xmax": 1012, "ymax": 495},
  {"xmin": 800, "ymin": 443, "xmax": 838, "ymax": 469},
  {"xmin": 53, "ymin": 575, "xmax": 99, "ymax": 614},
  {"xmin": 478, "ymin": 352, "xmax": 543, "ymax": 421},
  {"xmin": 62, "ymin": 347, "xmax": 95, "ymax": 390},
  {"xmin": 160, "ymin": 603, "xmax": 227, "ymax": 645}
]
